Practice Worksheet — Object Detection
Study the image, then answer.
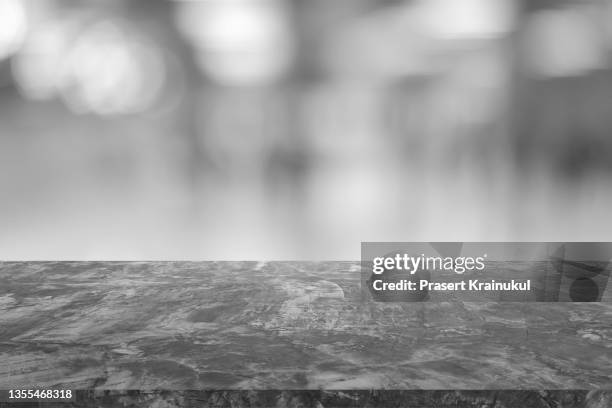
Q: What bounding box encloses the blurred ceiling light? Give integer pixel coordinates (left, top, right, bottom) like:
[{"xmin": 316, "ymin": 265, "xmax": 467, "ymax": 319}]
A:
[
  {"xmin": 416, "ymin": 0, "xmax": 516, "ymax": 40},
  {"xmin": 522, "ymin": 6, "xmax": 607, "ymax": 78},
  {"xmin": 59, "ymin": 20, "xmax": 166, "ymax": 115},
  {"xmin": 321, "ymin": 0, "xmax": 515, "ymax": 81},
  {"xmin": 12, "ymin": 17, "xmax": 78, "ymax": 100},
  {"xmin": 0, "ymin": 0, "xmax": 28, "ymax": 61},
  {"xmin": 174, "ymin": 0, "xmax": 294, "ymax": 86}
]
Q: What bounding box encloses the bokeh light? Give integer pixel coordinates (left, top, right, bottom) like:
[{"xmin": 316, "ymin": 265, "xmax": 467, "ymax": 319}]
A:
[
  {"xmin": 0, "ymin": 0, "xmax": 28, "ymax": 61},
  {"xmin": 174, "ymin": 0, "xmax": 294, "ymax": 86},
  {"xmin": 12, "ymin": 16, "xmax": 78, "ymax": 100},
  {"xmin": 415, "ymin": 0, "xmax": 516, "ymax": 40},
  {"xmin": 59, "ymin": 20, "xmax": 167, "ymax": 115},
  {"xmin": 13, "ymin": 16, "xmax": 167, "ymax": 115}
]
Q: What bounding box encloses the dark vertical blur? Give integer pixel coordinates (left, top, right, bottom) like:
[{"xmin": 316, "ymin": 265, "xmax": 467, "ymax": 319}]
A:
[{"xmin": 1, "ymin": 0, "xmax": 611, "ymax": 260}]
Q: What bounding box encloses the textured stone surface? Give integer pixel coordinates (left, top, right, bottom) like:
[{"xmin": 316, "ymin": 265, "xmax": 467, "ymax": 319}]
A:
[{"xmin": 1, "ymin": 261, "xmax": 611, "ymax": 389}]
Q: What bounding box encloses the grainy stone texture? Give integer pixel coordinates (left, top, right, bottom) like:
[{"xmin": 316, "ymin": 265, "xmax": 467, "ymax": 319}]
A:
[{"xmin": 1, "ymin": 262, "xmax": 611, "ymax": 390}]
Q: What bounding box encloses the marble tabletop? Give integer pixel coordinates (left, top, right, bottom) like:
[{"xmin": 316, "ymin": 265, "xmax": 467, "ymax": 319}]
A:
[{"xmin": 1, "ymin": 261, "xmax": 611, "ymax": 390}]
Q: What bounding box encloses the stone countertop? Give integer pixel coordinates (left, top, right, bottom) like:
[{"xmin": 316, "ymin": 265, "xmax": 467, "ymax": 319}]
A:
[{"xmin": 0, "ymin": 261, "xmax": 611, "ymax": 390}]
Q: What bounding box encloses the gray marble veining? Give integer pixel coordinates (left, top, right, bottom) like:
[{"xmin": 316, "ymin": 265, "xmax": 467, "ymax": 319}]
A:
[{"xmin": 1, "ymin": 261, "xmax": 611, "ymax": 389}]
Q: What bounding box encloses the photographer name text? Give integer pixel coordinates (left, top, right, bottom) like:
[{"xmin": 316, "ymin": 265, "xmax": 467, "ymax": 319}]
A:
[{"xmin": 371, "ymin": 279, "xmax": 531, "ymax": 292}]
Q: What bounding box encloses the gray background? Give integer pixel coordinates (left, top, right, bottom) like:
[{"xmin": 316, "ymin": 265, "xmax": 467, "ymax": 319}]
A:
[{"xmin": 2, "ymin": 0, "xmax": 612, "ymax": 259}]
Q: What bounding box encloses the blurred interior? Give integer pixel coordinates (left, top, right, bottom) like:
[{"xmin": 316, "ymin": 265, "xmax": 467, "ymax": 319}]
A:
[{"xmin": 2, "ymin": 0, "xmax": 612, "ymax": 260}]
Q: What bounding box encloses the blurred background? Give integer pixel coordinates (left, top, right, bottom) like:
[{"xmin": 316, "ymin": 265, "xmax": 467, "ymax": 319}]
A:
[{"xmin": 1, "ymin": 0, "xmax": 612, "ymax": 260}]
